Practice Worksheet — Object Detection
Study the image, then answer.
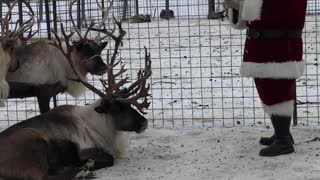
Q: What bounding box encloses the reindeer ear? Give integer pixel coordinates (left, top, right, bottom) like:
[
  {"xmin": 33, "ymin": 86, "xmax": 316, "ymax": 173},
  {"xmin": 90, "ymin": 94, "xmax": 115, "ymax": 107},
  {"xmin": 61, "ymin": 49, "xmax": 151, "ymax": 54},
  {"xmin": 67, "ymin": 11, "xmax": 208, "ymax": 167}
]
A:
[
  {"xmin": 100, "ymin": 42, "xmax": 108, "ymax": 50},
  {"xmin": 94, "ymin": 105, "xmax": 107, "ymax": 113}
]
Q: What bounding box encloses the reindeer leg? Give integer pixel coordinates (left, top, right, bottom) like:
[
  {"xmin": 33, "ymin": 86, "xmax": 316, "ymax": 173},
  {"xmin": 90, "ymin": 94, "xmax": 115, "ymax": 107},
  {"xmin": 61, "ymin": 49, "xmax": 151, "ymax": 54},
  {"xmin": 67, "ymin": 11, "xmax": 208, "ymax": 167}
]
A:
[
  {"xmin": 72, "ymin": 149, "xmax": 114, "ymax": 180},
  {"xmin": 78, "ymin": 148, "xmax": 114, "ymax": 170},
  {"xmin": 37, "ymin": 95, "xmax": 51, "ymax": 114},
  {"xmin": 37, "ymin": 83, "xmax": 64, "ymax": 114}
]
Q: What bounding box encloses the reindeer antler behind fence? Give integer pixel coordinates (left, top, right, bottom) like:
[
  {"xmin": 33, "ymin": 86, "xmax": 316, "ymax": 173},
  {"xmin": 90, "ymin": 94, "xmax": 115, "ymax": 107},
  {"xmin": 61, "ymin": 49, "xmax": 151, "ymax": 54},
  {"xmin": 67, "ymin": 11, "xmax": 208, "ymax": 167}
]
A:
[
  {"xmin": 1, "ymin": 0, "xmax": 37, "ymax": 41},
  {"xmin": 51, "ymin": 17, "xmax": 151, "ymax": 114}
]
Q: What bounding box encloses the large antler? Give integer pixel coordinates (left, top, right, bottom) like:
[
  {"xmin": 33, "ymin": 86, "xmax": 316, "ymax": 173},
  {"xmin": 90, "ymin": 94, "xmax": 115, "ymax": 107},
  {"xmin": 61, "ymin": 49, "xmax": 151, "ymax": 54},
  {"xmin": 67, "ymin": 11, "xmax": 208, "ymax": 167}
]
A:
[
  {"xmin": 51, "ymin": 23, "xmax": 106, "ymax": 98},
  {"xmin": 15, "ymin": 1, "xmax": 38, "ymax": 42},
  {"xmin": 1, "ymin": 0, "xmax": 37, "ymax": 41},
  {"xmin": 98, "ymin": 19, "xmax": 151, "ymax": 114},
  {"xmin": 69, "ymin": 0, "xmax": 83, "ymax": 39},
  {"xmin": 94, "ymin": 0, "xmax": 114, "ymax": 42},
  {"xmin": 1, "ymin": 0, "xmax": 17, "ymax": 35}
]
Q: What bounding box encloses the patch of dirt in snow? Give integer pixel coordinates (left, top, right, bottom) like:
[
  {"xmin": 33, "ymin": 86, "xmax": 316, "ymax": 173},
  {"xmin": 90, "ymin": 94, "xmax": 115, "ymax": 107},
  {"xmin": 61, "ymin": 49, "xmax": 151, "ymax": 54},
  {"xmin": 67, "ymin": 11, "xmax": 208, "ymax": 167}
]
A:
[{"xmin": 95, "ymin": 126, "xmax": 320, "ymax": 180}]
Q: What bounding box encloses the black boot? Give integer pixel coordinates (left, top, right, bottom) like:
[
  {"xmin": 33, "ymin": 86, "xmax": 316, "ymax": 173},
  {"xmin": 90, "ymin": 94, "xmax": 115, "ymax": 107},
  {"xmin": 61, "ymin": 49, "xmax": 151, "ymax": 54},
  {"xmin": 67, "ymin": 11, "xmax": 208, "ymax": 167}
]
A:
[
  {"xmin": 259, "ymin": 133, "xmax": 294, "ymax": 146},
  {"xmin": 259, "ymin": 115, "xmax": 295, "ymax": 157}
]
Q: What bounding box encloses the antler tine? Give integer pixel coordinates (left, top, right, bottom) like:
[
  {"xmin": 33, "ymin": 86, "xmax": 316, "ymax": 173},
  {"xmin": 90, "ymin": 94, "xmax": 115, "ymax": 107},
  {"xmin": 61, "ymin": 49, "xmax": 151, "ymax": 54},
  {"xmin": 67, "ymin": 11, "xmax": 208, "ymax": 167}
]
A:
[
  {"xmin": 14, "ymin": 0, "xmax": 39, "ymax": 41},
  {"xmin": 69, "ymin": 0, "xmax": 83, "ymax": 39},
  {"xmin": 100, "ymin": 27, "xmax": 151, "ymax": 114},
  {"xmin": 115, "ymin": 47, "xmax": 152, "ymax": 114},
  {"xmin": 83, "ymin": 20, "xmax": 94, "ymax": 39},
  {"xmin": 94, "ymin": 0, "xmax": 113, "ymax": 42},
  {"xmin": 12, "ymin": 12, "xmax": 36, "ymax": 39},
  {"xmin": 102, "ymin": 48, "xmax": 128, "ymax": 99},
  {"xmin": 50, "ymin": 23, "xmax": 106, "ymax": 98},
  {"xmin": 1, "ymin": 0, "xmax": 18, "ymax": 36}
]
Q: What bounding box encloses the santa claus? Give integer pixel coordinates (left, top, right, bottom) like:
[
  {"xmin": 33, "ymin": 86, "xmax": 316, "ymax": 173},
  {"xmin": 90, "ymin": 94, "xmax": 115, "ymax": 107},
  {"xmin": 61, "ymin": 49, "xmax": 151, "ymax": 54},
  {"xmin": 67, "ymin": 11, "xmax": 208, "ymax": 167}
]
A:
[{"xmin": 224, "ymin": 0, "xmax": 307, "ymax": 156}]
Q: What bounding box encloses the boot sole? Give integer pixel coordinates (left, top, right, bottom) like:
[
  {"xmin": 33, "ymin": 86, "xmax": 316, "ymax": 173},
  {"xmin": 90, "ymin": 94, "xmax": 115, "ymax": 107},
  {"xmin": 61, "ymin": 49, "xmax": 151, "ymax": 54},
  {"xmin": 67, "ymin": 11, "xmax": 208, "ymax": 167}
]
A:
[
  {"xmin": 259, "ymin": 147, "xmax": 295, "ymax": 157},
  {"xmin": 259, "ymin": 135, "xmax": 295, "ymax": 146}
]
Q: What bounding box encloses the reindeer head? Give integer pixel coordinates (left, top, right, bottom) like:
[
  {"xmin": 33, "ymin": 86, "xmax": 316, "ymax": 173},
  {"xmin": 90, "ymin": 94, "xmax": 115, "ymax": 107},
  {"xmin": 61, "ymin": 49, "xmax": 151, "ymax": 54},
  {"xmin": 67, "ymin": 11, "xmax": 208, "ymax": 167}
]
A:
[
  {"xmin": 0, "ymin": 0, "xmax": 36, "ymax": 72},
  {"xmin": 65, "ymin": 0, "xmax": 109, "ymax": 77},
  {"xmin": 52, "ymin": 12, "xmax": 151, "ymax": 134},
  {"xmin": 95, "ymin": 98, "xmax": 148, "ymax": 133},
  {"xmin": 71, "ymin": 39, "xmax": 108, "ymax": 76}
]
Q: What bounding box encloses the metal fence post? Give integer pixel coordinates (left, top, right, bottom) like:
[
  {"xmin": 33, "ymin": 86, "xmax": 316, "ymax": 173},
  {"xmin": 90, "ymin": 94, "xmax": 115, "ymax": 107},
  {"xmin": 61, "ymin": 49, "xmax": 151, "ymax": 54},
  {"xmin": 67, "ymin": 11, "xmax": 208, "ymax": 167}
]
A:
[
  {"xmin": 122, "ymin": 0, "xmax": 128, "ymax": 21},
  {"xmin": 77, "ymin": 0, "xmax": 81, "ymax": 29},
  {"xmin": 0, "ymin": 3, "xmax": 2, "ymax": 27},
  {"xmin": 39, "ymin": 0, "xmax": 43, "ymax": 21},
  {"xmin": 44, "ymin": 0, "xmax": 51, "ymax": 40},
  {"xmin": 18, "ymin": 0, "xmax": 23, "ymax": 25},
  {"xmin": 135, "ymin": 0, "xmax": 139, "ymax": 15},
  {"xmin": 165, "ymin": 0, "xmax": 169, "ymax": 18},
  {"xmin": 44, "ymin": 0, "xmax": 56, "ymax": 108},
  {"xmin": 81, "ymin": 0, "xmax": 85, "ymax": 27},
  {"xmin": 208, "ymin": 0, "xmax": 215, "ymax": 15},
  {"xmin": 293, "ymin": 81, "xmax": 298, "ymax": 126},
  {"xmin": 18, "ymin": 0, "xmax": 23, "ymax": 39},
  {"xmin": 52, "ymin": 0, "xmax": 57, "ymax": 32}
]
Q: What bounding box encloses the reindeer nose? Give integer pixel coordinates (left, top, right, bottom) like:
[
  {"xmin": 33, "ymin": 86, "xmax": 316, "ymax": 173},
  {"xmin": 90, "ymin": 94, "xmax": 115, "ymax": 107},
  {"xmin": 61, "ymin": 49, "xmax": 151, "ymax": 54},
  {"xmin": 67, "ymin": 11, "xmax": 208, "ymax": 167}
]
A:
[
  {"xmin": 94, "ymin": 58, "xmax": 107, "ymax": 75},
  {"xmin": 98, "ymin": 64, "xmax": 107, "ymax": 74},
  {"xmin": 136, "ymin": 119, "xmax": 148, "ymax": 134}
]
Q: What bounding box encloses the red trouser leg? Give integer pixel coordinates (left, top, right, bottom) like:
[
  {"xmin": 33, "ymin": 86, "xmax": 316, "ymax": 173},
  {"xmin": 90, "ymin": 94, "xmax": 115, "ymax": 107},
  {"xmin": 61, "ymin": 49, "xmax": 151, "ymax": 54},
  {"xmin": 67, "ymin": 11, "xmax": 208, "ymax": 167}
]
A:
[{"xmin": 254, "ymin": 78, "xmax": 295, "ymax": 116}]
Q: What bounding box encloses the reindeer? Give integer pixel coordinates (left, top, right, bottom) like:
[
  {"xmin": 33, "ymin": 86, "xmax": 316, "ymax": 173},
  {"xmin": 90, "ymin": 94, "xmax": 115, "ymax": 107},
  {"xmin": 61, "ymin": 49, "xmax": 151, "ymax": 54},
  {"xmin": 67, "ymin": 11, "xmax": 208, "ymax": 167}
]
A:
[
  {"xmin": 0, "ymin": 0, "xmax": 35, "ymax": 105},
  {"xmin": 0, "ymin": 18, "xmax": 152, "ymax": 180},
  {"xmin": 1, "ymin": 0, "xmax": 109, "ymax": 113}
]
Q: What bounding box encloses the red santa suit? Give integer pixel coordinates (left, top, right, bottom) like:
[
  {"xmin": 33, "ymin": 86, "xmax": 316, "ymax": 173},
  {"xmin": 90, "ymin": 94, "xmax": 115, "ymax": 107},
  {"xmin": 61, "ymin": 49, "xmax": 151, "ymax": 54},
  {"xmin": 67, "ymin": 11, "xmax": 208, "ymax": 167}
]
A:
[{"xmin": 228, "ymin": 0, "xmax": 307, "ymax": 117}]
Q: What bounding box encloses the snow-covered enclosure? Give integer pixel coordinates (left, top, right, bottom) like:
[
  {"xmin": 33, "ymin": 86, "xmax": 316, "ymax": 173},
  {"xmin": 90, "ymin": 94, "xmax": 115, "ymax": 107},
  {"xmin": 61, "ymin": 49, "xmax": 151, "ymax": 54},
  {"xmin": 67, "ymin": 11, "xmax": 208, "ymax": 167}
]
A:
[{"xmin": 0, "ymin": 1, "xmax": 320, "ymax": 179}]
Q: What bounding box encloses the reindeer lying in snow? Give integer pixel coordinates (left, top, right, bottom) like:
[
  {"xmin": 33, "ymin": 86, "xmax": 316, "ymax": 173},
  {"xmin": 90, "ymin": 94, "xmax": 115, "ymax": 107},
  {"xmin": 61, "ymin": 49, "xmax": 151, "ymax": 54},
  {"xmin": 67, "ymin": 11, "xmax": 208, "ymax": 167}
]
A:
[
  {"xmin": 0, "ymin": 19, "xmax": 152, "ymax": 180},
  {"xmin": 0, "ymin": 0, "xmax": 109, "ymax": 113}
]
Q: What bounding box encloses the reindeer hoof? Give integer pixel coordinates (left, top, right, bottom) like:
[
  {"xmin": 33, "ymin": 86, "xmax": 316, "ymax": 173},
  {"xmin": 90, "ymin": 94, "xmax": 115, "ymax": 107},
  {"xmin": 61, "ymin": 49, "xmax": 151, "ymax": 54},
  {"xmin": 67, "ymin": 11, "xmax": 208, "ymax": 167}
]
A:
[
  {"xmin": 84, "ymin": 159, "xmax": 95, "ymax": 170},
  {"xmin": 74, "ymin": 169, "xmax": 96, "ymax": 179}
]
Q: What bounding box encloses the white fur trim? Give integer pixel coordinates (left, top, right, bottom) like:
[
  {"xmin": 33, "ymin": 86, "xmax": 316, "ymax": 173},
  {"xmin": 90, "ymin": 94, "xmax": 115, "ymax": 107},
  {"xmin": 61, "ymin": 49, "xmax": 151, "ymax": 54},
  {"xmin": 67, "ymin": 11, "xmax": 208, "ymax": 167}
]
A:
[
  {"xmin": 228, "ymin": 8, "xmax": 248, "ymax": 30},
  {"xmin": 241, "ymin": 0, "xmax": 263, "ymax": 21},
  {"xmin": 240, "ymin": 61, "xmax": 305, "ymax": 79},
  {"xmin": 262, "ymin": 100, "xmax": 294, "ymax": 116}
]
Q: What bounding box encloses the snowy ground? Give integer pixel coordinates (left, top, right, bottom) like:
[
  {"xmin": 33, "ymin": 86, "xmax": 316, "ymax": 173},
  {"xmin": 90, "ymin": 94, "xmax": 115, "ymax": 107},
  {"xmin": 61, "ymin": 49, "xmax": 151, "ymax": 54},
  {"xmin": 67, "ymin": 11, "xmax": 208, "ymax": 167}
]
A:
[{"xmin": 94, "ymin": 126, "xmax": 320, "ymax": 180}]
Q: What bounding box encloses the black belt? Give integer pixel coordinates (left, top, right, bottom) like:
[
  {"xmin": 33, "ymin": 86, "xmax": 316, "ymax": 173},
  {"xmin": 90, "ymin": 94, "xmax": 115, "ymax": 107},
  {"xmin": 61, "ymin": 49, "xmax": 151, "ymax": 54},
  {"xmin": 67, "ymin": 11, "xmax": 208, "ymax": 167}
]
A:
[{"xmin": 246, "ymin": 29, "xmax": 302, "ymax": 39}]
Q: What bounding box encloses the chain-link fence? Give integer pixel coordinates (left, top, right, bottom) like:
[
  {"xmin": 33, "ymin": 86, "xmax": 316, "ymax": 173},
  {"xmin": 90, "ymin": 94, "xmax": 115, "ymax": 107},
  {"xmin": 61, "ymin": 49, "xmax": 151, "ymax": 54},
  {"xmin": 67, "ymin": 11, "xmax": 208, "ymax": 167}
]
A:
[{"xmin": 0, "ymin": 0, "xmax": 319, "ymax": 128}]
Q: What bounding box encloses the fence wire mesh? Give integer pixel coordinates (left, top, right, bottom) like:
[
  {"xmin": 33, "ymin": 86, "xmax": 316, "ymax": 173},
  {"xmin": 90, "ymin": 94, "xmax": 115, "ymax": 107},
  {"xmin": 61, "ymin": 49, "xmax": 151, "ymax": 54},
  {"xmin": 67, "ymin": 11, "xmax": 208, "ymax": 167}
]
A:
[{"xmin": 0, "ymin": 0, "xmax": 319, "ymax": 128}]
